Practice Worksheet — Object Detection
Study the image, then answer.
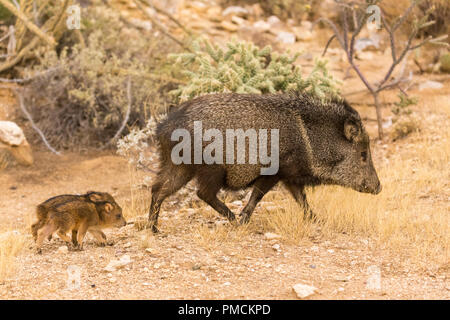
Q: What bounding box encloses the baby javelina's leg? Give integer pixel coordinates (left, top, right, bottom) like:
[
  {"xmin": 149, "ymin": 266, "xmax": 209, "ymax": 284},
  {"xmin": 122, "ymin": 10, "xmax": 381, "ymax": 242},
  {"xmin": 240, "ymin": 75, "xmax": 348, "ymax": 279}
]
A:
[
  {"xmin": 89, "ymin": 230, "xmax": 113, "ymax": 246},
  {"xmin": 36, "ymin": 222, "xmax": 58, "ymax": 254},
  {"xmin": 74, "ymin": 221, "xmax": 89, "ymax": 251}
]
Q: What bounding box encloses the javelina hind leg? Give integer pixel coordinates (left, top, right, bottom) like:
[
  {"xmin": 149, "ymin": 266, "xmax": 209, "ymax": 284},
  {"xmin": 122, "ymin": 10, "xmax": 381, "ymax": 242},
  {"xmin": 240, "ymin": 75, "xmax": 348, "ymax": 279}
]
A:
[
  {"xmin": 196, "ymin": 169, "xmax": 236, "ymax": 224},
  {"xmin": 36, "ymin": 223, "xmax": 57, "ymax": 254},
  {"xmin": 149, "ymin": 166, "xmax": 193, "ymax": 233},
  {"xmin": 284, "ymin": 182, "xmax": 316, "ymax": 220},
  {"xmin": 239, "ymin": 176, "xmax": 279, "ymax": 224}
]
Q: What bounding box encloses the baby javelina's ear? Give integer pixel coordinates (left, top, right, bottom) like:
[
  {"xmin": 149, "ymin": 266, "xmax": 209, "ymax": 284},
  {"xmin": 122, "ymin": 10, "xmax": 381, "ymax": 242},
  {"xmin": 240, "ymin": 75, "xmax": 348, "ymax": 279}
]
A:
[
  {"xmin": 344, "ymin": 117, "xmax": 362, "ymax": 143},
  {"xmin": 104, "ymin": 203, "xmax": 113, "ymax": 212},
  {"xmin": 88, "ymin": 192, "xmax": 106, "ymax": 203}
]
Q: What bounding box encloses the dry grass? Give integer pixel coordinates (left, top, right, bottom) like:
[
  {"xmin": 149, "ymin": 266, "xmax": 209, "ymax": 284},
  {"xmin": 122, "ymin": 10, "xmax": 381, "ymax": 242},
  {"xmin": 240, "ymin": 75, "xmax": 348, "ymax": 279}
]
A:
[
  {"xmin": 0, "ymin": 229, "xmax": 27, "ymax": 283},
  {"xmin": 0, "ymin": 150, "xmax": 9, "ymax": 171}
]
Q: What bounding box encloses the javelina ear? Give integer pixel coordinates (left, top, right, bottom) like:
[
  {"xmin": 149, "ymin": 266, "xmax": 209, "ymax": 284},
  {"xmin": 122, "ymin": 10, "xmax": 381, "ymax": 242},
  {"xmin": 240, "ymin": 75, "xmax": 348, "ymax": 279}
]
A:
[
  {"xmin": 344, "ymin": 117, "xmax": 362, "ymax": 142},
  {"xmin": 104, "ymin": 203, "xmax": 113, "ymax": 213}
]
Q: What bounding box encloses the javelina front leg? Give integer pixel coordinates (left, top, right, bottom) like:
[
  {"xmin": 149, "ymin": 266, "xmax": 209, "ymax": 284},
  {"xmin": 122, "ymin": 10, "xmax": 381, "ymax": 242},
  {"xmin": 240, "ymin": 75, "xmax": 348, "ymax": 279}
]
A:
[
  {"xmin": 148, "ymin": 166, "xmax": 193, "ymax": 233},
  {"xmin": 196, "ymin": 170, "xmax": 236, "ymax": 224},
  {"xmin": 89, "ymin": 230, "xmax": 109, "ymax": 246},
  {"xmin": 284, "ymin": 182, "xmax": 316, "ymax": 220},
  {"xmin": 239, "ymin": 176, "xmax": 279, "ymax": 224}
]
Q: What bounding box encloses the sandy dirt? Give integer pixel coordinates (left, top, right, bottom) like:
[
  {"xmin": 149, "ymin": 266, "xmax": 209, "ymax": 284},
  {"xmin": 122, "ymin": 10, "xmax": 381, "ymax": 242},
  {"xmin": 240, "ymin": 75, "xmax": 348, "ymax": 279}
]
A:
[{"xmin": 0, "ymin": 1, "xmax": 449, "ymax": 300}]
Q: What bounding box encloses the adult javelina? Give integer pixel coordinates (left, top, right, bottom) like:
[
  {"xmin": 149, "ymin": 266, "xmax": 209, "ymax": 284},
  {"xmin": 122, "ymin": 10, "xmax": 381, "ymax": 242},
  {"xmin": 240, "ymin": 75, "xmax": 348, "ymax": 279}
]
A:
[{"xmin": 148, "ymin": 92, "xmax": 381, "ymax": 232}]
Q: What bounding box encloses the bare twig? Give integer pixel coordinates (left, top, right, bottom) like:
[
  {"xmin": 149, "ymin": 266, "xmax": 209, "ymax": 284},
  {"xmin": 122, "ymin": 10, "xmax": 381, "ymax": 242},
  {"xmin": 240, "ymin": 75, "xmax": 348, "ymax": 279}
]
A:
[
  {"xmin": 109, "ymin": 77, "xmax": 132, "ymax": 144},
  {"xmin": 132, "ymin": 0, "xmax": 190, "ymax": 51},
  {"xmin": 14, "ymin": 89, "xmax": 61, "ymax": 155},
  {"xmin": 315, "ymin": 0, "xmax": 445, "ymax": 139},
  {"xmin": 141, "ymin": 0, "xmax": 192, "ymax": 36}
]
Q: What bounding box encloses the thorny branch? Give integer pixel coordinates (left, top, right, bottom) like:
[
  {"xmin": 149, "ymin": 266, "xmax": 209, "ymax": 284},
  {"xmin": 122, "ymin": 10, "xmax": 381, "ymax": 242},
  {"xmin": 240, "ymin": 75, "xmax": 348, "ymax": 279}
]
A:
[{"xmin": 315, "ymin": 0, "xmax": 448, "ymax": 139}]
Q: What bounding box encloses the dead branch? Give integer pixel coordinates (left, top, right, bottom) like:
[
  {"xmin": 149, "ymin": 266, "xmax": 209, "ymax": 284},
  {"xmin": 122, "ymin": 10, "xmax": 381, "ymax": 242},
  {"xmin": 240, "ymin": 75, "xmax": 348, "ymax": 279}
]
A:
[
  {"xmin": 314, "ymin": 0, "xmax": 448, "ymax": 139},
  {"xmin": 14, "ymin": 89, "xmax": 61, "ymax": 155},
  {"xmin": 132, "ymin": 0, "xmax": 191, "ymax": 51},
  {"xmin": 0, "ymin": 0, "xmax": 55, "ymax": 46},
  {"xmin": 141, "ymin": 0, "xmax": 192, "ymax": 36},
  {"xmin": 109, "ymin": 77, "xmax": 132, "ymax": 144}
]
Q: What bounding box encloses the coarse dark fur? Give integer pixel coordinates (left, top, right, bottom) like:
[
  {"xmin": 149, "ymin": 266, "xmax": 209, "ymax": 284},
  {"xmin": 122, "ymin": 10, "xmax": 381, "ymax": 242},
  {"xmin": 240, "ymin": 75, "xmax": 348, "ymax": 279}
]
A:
[{"xmin": 148, "ymin": 92, "xmax": 381, "ymax": 232}]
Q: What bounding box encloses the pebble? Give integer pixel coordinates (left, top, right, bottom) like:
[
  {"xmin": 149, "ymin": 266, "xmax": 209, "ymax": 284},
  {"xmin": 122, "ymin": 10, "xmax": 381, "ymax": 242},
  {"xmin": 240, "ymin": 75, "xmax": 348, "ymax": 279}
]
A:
[{"xmin": 292, "ymin": 283, "xmax": 317, "ymax": 299}]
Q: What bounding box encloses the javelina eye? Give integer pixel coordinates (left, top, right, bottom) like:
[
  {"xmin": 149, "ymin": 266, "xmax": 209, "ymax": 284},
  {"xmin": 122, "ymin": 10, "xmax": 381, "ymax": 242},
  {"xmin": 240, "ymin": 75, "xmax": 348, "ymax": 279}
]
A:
[
  {"xmin": 361, "ymin": 151, "xmax": 367, "ymax": 162},
  {"xmin": 116, "ymin": 214, "xmax": 121, "ymax": 219}
]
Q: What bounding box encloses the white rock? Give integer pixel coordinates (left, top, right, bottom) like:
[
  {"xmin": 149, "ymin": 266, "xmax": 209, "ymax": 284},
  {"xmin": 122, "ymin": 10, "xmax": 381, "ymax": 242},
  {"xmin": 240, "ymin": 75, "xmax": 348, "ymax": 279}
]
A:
[
  {"xmin": 223, "ymin": 282, "xmax": 231, "ymax": 286},
  {"xmin": 264, "ymin": 232, "xmax": 281, "ymax": 240},
  {"xmin": 231, "ymin": 16, "xmax": 246, "ymax": 26},
  {"xmin": 129, "ymin": 18, "xmax": 152, "ymax": 31},
  {"xmin": 277, "ymin": 31, "xmax": 296, "ymax": 44},
  {"xmin": 231, "ymin": 200, "xmax": 243, "ymax": 206},
  {"xmin": 57, "ymin": 246, "xmax": 68, "ymax": 254},
  {"xmin": 267, "ymin": 15, "xmax": 281, "ymax": 27},
  {"xmin": 222, "ymin": 6, "xmax": 248, "ymax": 17},
  {"xmin": 0, "ymin": 121, "xmax": 26, "ymax": 146},
  {"xmin": 419, "ymin": 80, "xmax": 443, "ymax": 91},
  {"xmin": 356, "ymin": 51, "xmax": 374, "ymax": 60},
  {"xmin": 252, "ymin": 20, "xmax": 271, "ymax": 32},
  {"xmin": 272, "ymin": 244, "xmax": 281, "ymax": 251},
  {"xmin": 104, "ymin": 255, "xmax": 132, "ymax": 272},
  {"xmin": 293, "ymin": 283, "xmax": 317, "ymax": 299}
]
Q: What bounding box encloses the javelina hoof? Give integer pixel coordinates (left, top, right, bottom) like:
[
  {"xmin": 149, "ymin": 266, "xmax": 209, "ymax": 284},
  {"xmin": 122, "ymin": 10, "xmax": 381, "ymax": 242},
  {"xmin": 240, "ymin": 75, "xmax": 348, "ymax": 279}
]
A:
[{"xmin": 151, "ymin": 224, "xmax": 159, "ymax": 234}]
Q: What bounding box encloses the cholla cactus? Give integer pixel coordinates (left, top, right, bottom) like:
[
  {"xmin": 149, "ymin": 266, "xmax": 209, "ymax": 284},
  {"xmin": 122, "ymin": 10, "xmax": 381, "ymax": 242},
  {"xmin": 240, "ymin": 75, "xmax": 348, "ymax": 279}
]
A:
[{"xmin": 169, "ymin": 39, "xmax": 339, "ymax": 102}]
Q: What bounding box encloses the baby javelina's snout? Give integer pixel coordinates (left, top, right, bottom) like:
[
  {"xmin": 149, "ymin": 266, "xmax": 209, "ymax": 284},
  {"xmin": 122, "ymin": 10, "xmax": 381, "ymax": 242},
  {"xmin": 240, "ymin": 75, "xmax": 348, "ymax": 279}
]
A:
[{"xmin": 32, "ymin": 191, "xmax": 126, "ymax": 254}]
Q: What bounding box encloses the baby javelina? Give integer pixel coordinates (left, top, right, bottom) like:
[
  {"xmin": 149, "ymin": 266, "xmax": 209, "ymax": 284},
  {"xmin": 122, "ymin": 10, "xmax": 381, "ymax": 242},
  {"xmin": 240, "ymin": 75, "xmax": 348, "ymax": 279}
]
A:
[{"xmin": 32, "ymin": 191, "xmax": 126, "ymax": 253}]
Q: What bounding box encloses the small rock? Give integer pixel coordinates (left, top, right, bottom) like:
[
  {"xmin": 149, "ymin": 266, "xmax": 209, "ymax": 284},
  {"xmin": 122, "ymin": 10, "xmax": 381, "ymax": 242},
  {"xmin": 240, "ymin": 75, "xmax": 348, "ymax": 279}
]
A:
[
  {"xmin": 293, "ymin": 283, "xmax": 317, "ymax": 299},
  {"xmin": 267, "ymin": 15, "xmax": 281, "ymax": 27},
  {"xmin": 109, "ymin": 277, "xmax": 117, "ymax": 283},
  {"xmin": 220, "ymin": 20, "xmax": 239, "ymax": 32},
  {"xmin": 264, "ymin": 232, "xmax": 281, "ymax": 240},
  {"xmin": 222, "ymin": 6, "xmax": 248, "ymax": 17},
  {"xmin": 419, "ymin": 80, "xmax": 443, "ymax": 91},
  {"xmin": 123, "ymin": 242, "xmax": 132, "ymax": 248},
  {"xmin": 253, "ymin": 20, "xmax": 271, "ymax": 32},
  {"xmin": 231, "ymin": 200, "xmax": 243, "ymax": 206},
  {"xmin": 293, "ymin": 27, "xmax": 314, "ymax": 41},
  {"xmin": 129, "ymin": 18, "xmax": 152, "ymax": 31},
  {"xmin": 57, "ymin": 246, "xmax": 69, "ymax": 254},
  {"xmin": 356, "ymin": 51, "xmax": 374, "ymax": 60},
  {"xmin": 223, "ymin": 282, "xmax": 231, "ymax": 286},
  {"xmin": 231, "ymin": 16, "xmax": 246, "ymax": 26},
  {"xmin": 104, "ymin": 255, "xmax": 132, "ymax": 272},
  {"xmin": 272, "ymin": 244, "xmax": 281, "ymax": 251}
]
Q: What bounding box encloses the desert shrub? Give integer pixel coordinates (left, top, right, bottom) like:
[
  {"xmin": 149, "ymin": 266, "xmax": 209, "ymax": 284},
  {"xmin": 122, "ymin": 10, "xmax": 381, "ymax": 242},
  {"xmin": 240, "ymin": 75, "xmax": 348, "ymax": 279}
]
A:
[
  {"xmin": 23, "ymin": 7, "xmax": 179, "ymax": 148},
  {"xmin": 391, "ymin": 93, "xmax": 420, "ymax": 140},
  {"xmin": 169, "ymin": 39, "xmax": 339, "ymax": 102},
  {"xmin": 417, "ymin": 0, "xmax": 450, "ymax": 40},
  {"xmin": 0, "ymin": 1, "xmax": 15, "ymax": 25}
]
